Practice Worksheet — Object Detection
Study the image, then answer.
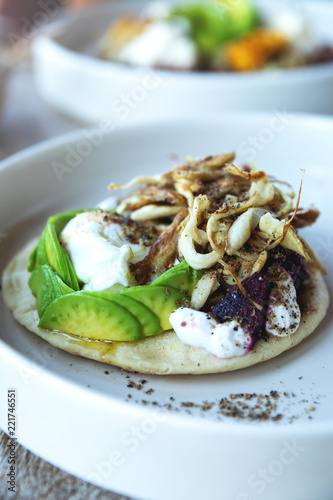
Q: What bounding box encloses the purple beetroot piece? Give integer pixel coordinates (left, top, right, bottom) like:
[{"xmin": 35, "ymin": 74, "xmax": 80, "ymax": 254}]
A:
[
  {"xmin": 212, "ymin": 273, "xmax": 272, "ymax": 343},
  {"xmin": 274, "ymin": 249, "xmax": 304, "ymax": 281}
]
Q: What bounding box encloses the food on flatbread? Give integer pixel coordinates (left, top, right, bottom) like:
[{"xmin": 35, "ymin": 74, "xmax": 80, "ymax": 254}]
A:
[
  {"xmin": 99, "ymin": 0, "xmax": 333, "ymax": 72},
  {"xmin": 2, "ymin": 152, "xmax": 329, "ymax": 374}
]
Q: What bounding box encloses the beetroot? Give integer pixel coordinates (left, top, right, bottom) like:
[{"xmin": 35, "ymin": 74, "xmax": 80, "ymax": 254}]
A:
[
  {"xmin": 212, "ymin": 273, "xmax": 272, "ymax": 342},
  {"xmin": 274, "ymin": 248, "xmax": 304, "ymax": 281},
  {"xmin": 211, "ymin": 249, "xmax": 308, "ymax": 346},
  {"xmin": 269, "ymin": 248, "xmax": 308, "ymax": 290}
]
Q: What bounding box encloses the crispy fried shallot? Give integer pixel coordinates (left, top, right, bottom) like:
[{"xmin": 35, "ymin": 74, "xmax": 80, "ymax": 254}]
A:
[
  {"xmin": 287, "ymin": 207, "xmax": 320, "ymax": 228},
  {"xmin": 108, "ymin": 152, "xmax": 323, "ymax": 292}
]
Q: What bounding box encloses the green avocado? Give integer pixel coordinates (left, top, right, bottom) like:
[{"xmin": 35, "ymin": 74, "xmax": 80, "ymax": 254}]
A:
[
  {"xmin": 29, "ymin": 210, "xmax": 84, "ymax": 274},
  {"xmin": 120, "ymin": 285, "xmax": 184, "ymax": 331},
  {"xmin": 39, "ymin": 292, "xmax": 143, "ymax": 341},
  {"xmin": 38, "ymin": 284, "xmax": 185, "ymax": 341},
  {"xmin": 29, "ymin": 264, "xmax": 74, "ymax": 317},
  {"xmin": 29, "ymin": 209, "xmax": 85, "ymax": 290},
  {"xmin": 169, "ymin": 0, "xmax": 259, "ymax": 59},
  {"xmin": 83, "ymin": 291, "xmax": 162, "ymax": 337},
  {"xmin": 151, "ymin": 260, "xmax": 203, "ymax": 295},
  {"xmin": 42, "ymin": 222, "xmax": 79, "ymax": 290}
]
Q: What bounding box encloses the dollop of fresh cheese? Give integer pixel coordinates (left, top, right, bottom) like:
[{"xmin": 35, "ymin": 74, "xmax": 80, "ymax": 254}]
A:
[
  {"xmin": 265, "ymin": 6, "xmax": 308, "ymax": 42},
  {"xmin": 169, "ymin": 308, "xmax": 252, "ymax": 359},
  {"xmin": 60, "ymin": 212, "xmax": 151, "ymax": 291},
  {"xmin": 118, "ymin": 21, "xmax": 197, "ymax": 69},
  {"xmin": 266, "ymin": 271, "xmax": 301, "ymax": 337}
]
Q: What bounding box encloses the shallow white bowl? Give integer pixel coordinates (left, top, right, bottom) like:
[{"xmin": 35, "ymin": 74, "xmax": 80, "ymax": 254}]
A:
[
  {"xmin": 0, "ymin": 112, "xmax": 333, "ymax": 500},
  {"xmin": 32, "ymin": 0, "xmax": 333, "ymax": 124}
]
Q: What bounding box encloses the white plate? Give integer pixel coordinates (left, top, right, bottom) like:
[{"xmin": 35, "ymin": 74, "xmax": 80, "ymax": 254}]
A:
[
  {"xmin": 32, "ymin": 0, "xmax": 333, "ymax": 123},
  {"xmin": 0, "ymin": 113, "xmax": 332, "ymax": 500}
]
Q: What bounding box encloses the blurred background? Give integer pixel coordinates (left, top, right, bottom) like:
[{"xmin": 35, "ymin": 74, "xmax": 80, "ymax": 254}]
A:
[
  {"xmin": 0, "ymin": 0, "xmax": 106, "ymax": 159},
  {"xmin": 1, "ymin": 0, "xmax": 333, "ymax": 160}
]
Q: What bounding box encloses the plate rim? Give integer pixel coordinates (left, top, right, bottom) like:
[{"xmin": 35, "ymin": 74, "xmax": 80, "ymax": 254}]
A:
[{"xmin": 2, "ymin": 109, "xmax": 333, "ymax": 174}]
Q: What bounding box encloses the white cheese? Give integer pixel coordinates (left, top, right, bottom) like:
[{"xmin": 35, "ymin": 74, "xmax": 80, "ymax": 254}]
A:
[
  {"xmin": 60, "ymin": 212, "xmax": 150, "ymax": 291},
  {"xmin": 266, "ymin": 271, "xmax": 301, "ymax": 337},
  {"xmin": 118, "ymin": 21, "xmax": 197, "ymax": 69},
  {"xmin": 265, "ymin": 6, "xmax": 308, "ymax": 42},
  {"xmin": 169, "ymin": 308, "xmax": 252, "ymax": 359}
]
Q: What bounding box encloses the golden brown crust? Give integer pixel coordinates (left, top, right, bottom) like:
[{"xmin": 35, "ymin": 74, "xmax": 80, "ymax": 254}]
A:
[{"xmin": 2, "ymin": 239, "xmax": 329, "ymax": 375}]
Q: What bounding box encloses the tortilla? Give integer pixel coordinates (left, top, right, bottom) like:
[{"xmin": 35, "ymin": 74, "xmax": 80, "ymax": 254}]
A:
[{"xmin": 2, "ymin": 238, "xmax": 329, "ymax": 375}]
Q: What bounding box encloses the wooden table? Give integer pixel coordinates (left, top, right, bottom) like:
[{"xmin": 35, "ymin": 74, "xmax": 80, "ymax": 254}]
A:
[{"xmin": 0, "ymin": 64, "xmax": 131, "ymax": 500}]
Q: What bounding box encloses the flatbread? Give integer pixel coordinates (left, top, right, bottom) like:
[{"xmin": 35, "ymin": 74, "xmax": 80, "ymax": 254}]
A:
[{"xmin": 2, "ymin": 238, "xmax": 329, "ymax": 375}]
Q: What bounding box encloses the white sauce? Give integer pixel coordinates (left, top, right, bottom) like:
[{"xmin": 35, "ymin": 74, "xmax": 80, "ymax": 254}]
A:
[
  {"xmin": 169, "ymin": 308, "xmax": 252, "ymax": 359},
  {"xmin": 266, "ymin": 271, "xmax": 301, "ymax": 337},
  {"xmin": 118, "ymin": 21, "xmax": 197, "ymax": 69},
  {"xmin": 60, "ymin": 212, "xmax": 150, "ymax": 291}
]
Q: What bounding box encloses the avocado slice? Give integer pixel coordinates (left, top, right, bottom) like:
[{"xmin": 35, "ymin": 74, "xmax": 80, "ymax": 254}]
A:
[
  {"xmin": 35, "ymin": 258, "xmax": 201, "ymax": 340},
  {"xmin": 29, "ymin": 264, "xmax": 74, "ymax": 317},
  {"xmin": 39, "ymin": 285, "xmax": 183, "ymax": 341},
  {"xmin": 120, "ymin": 285, "xmax": 184, "ymax": 330},
  {"xmin": 43, "ymin": 222, "xmax": 80, "ymax": 290},
  {"xmin": 84, "ymin": 292, "xmax": 162, "ymax": 337},
  {"xmin": 151, "ymin": 260, "xmax": 203, "ymax": 295},
  {"xmin": 39, "ymin": 292, "xmax": 143, "ymax": 341},
  {"xmin": 29, "ymin": 209, "xmax": 84, "ymax": 273},
  {"xmin": 169, "ymin": 0, "xmax": 259, "ymax": 59},
  {"xmin": 28, "ymin": 245, "xmax": 38, "ymax": 273},
  {"xmin": 30, "ymin": 210, "xmax": 85, "ymax": 290}
]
